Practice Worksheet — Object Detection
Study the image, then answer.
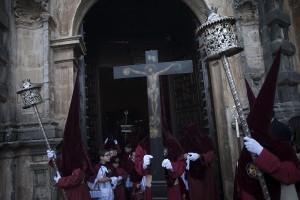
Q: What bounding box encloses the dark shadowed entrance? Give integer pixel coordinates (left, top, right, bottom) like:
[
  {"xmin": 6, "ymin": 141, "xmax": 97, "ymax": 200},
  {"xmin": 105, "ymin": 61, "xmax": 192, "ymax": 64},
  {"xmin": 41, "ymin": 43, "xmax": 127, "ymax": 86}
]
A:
[{"xmin": 82, "ymin": 0, "xmax": 223, "ymax": 197}]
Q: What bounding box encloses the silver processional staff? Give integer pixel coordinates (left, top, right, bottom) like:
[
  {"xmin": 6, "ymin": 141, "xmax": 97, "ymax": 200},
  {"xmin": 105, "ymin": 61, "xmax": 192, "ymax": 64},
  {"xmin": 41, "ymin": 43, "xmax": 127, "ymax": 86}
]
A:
[
  {"xmin": 17, "ymin": 79, "xmax": 67, "ymax": 200},
  {"xmin": 196, "ymin": 7, "xmax": 270, "ymax": 200}
]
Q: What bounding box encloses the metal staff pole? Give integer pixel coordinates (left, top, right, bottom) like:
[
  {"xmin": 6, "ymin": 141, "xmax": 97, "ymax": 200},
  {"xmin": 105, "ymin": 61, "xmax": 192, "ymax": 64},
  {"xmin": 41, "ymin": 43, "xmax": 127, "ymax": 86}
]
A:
[
  {"xmin": 230, "ymin": 106, "xmax": 242, "ymax": 153},
  {"xmin": 17, "ymin": 79, "xmax": 68, "ymax": 200},
  {"xmin": 196, "ymin": 8, "xmax": 270, "ymax": 200}
]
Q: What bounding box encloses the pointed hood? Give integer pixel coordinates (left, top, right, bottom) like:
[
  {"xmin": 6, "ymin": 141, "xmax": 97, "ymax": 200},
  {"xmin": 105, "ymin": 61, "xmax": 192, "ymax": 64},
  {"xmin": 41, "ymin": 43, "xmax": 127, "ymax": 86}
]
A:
[
  {"xmin": 61, "ymin": 74, "xmax": 94, "ymax": 177},
  {"xmin": 234, "ymin": 48, "xmax": 298, "ymax": 199},
  {"xmin": 160, "ymin": 78, "xmax": 184, "ymax": 160},
  {"xmin": 247, "ymin": 48, "xmax": 281, "ymax": 136},
  {"xmin": 181, "ymin": 122, "xmax": 215, "ymax": 179}
]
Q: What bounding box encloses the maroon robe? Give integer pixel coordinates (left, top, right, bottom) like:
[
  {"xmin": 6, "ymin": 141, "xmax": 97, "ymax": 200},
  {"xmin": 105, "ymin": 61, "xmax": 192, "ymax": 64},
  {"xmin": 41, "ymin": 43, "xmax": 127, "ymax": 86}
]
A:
[
  {"xmin": 187, "ymin": 151, "xmax": 220, "ymax": 200},
  {"xmin": 181, "ymin": 122, "xmax": 220, "ymax": 200},
  {"xmin": 234, "ymin": 140, "xmax": 300, "ymax": 200},
  {"xmin": 135, "ymin": 140, "xmax": 186, "ymax": 200},
  {"xmin": 112, "ymin": 167, "xmax": 128, "ymax": 200},
  {"xmin": 123, "ymin": 156, "xmax": 143, "ymax": 186},
  {"xmin": 122, "ymin": 155, "xmax": 144, "ymax": 200},
  {"xmin": 166, "ymin": 154, "xmax": 186, "ymax": 200},
  {"xmin": 135, "ymin": 144, "xmax": 152, "ymax": 199},
  {"xmin": 122, "ymin": 155, "xmax": 133, "ymax": 174},
  {"xmin": 57, "ymin": 168, "xmax": 91, "ymax": 200}
]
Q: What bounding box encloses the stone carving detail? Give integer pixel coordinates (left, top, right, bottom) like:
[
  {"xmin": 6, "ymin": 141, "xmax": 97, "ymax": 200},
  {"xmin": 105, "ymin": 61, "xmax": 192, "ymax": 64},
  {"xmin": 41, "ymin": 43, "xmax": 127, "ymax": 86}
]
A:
[
  {"xmin": 234, "ymin": 0, "xmax": 258, "ymax": 20},
  {"xmin": 234, "ymin": 0, "xmax": 258, "ymax": 10},
  {"xmin": 14, "ymin": 0, "xmax": 49, "ymax": 28},
  {"xmin": 250, "ymin": 72, "xmax": 264, "ymax": 86},
  {"xmin": 33, "ymin": 169, "xmax": 48, "ymax": 199}
]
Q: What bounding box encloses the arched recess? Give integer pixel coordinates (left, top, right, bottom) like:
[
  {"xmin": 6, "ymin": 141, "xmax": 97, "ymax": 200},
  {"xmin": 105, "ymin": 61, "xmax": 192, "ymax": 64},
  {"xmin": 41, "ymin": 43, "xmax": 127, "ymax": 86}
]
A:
[
  {"xmin": 71, "ymin": 0, "xmax": 211, "ymax": 35},
  {"xmin": 72, "ymin": 0, "xmax": 98, "ymax": 35}
]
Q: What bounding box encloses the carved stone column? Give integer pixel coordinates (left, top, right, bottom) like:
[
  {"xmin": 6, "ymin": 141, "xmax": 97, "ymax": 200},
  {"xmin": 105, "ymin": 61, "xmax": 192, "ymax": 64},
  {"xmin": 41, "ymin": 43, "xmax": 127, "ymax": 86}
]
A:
[{"xmin": 50, "ymin": 36, "xmax": 86, "ymax": 131}]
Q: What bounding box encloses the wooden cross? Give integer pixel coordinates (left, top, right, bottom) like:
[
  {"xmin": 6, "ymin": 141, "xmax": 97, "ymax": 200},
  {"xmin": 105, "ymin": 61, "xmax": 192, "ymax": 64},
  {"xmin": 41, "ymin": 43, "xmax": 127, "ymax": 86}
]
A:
[{"xmin": 113, "ymin": 50, "xmax": 193, "ymax": 198}]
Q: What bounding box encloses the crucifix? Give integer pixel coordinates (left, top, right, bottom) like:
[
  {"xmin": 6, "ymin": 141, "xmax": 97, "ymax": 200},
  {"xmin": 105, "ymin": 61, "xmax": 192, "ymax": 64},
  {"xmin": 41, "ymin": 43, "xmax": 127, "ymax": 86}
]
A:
[{"xmin": 114, "ymin": 50, "xmax": 193, "ymax": 198}]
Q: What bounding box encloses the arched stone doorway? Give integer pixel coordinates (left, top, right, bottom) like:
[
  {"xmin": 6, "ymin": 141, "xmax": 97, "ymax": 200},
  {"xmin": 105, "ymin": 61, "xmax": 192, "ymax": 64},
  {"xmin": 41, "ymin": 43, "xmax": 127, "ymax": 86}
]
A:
[
  {"xmin": 54, "ymin": 0, "xmax": 239, "ymax": 199},
  {"xmin": 66, "ymin": 0, "xmax": 222, "ymax": 197},
  {"xmin": 77, "ymin": 0, "xmax": 224, "ymax": 198}
]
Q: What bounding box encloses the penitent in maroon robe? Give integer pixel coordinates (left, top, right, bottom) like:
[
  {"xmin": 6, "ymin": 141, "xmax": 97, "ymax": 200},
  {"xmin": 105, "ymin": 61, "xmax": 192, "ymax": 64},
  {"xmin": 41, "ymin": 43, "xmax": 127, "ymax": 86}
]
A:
[
  {"xmin": 234, "ymin": 49, "xmax": 300, "ymax": 199},
  {"xmin": 50, "ymin": 75, "xmax": 94, "ymax": 200},
  {"xmin": 123, "ymin": 154, "xmax": 144, "ymax": 200},
  {"xmin": 181, "ymin": 122, "xmax": 220, "ymax": 200},
  {"xmin": 57, "ymin": 168, "xmax": 92, "ymax": 200},
  {"xmin": 135, "ymin": 134, "xmax": 186, "ymax": 200},
  {"xmin": 135, "ymin": 144, "xmax": 152, "ymax": 200},
  {"xmin": 186, "ymin": 151, "xmax": 220, "ymax": 200},
  {"xmin": 166, "ymin": 154, "xmax": 186, "ymax": 200}
]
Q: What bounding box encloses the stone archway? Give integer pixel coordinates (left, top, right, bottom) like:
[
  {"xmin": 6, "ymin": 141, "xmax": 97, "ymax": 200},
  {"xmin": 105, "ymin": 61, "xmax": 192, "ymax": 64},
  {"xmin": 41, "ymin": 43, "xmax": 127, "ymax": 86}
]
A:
[{"xmin": 51, "ymin": 0, "xmax": 245, "ymax": 199}]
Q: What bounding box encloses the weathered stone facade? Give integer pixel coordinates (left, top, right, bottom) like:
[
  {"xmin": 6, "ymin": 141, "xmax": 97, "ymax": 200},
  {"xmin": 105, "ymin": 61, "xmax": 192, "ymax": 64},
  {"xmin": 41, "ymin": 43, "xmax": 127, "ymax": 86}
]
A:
[{"xmin": 0, "ymin": 0, "xmax": 299, "ymax": 199}]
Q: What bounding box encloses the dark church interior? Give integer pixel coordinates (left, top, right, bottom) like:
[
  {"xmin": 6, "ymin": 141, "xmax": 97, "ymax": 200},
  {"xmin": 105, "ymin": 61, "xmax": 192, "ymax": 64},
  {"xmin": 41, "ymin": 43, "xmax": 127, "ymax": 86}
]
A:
[{"xmin": 82, "ymin": 0, "xmax": 216, "ymax": 168}]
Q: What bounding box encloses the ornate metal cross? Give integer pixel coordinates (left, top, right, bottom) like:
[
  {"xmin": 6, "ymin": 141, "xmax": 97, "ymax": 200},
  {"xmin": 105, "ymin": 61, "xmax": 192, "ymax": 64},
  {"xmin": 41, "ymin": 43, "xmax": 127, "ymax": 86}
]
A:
[{"xmin": 114, "ymin": 50, "xmax": 193, "ymax": 198}]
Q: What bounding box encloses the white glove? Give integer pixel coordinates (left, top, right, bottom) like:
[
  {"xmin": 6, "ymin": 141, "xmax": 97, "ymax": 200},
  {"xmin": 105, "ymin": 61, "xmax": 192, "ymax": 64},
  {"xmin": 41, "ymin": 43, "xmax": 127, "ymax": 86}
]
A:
[
  {"xmin": 244, "ymin": 136, "xmax": 263, "ymax": 155},
  {"xmin": 117, "ymin": 176, "xmax": 122, "ymax": 181},
  {"xmin": 162, "ymin": 159, "xmax": 173, "ymax": 171},
  {"xmin": 186, "ymin": 156, "xmax": 190, "ymax": 170},
  {"xmin": 104, "ymin": 138, "xmax": 108, "ymax": 144},
  {"xmin": 114, "ymin": 140, "xmax": 118, "ymax": 145},
  {"xmin": 47, "ymin": 150, "xmax": 56, "ymax": 159},
  {"xmin": 188, "ymin": 152, "xmax": 200, "ymax": 161},
  {"xmin": 54, "ymin": 171, "xmax": 61, "ymax": 183},
  {"xmin": 142, "ymin": 155, "xmax": 153, "ymax": 169},
  {"xmin": 110, "ymin": 176, "xmax": 118, "ymax": 189}
]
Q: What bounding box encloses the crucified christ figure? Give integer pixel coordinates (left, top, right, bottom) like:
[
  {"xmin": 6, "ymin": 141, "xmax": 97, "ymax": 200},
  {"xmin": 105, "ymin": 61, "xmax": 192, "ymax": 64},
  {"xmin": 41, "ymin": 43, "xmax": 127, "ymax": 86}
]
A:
[{"xmin": 122, "ymin": 63, "xmax": 181, "ymax": 126}]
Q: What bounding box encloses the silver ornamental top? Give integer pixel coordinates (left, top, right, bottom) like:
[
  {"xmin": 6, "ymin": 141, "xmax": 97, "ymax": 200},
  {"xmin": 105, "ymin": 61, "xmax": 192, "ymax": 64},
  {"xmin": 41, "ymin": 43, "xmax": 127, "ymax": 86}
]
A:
[
  {"xmin": 196, "ymin": 7, "xmax": 243, "ymax": 61},
  {"xmin": 17, "ymin": 79, "xmax": 43, "ymax": 109}
]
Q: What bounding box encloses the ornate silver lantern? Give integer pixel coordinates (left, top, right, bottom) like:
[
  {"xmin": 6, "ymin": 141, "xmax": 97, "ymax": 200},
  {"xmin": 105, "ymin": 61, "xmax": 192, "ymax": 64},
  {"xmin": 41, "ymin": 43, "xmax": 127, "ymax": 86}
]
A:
[
  {"xmin": 17, "ymin": 79, "xmax": 43, "ymax": 109},
  {"xmin": 196, "ymin": 8, "xmax": 243, "ymax": 61},
  {"xmin": 197, "ymin": 8, "xmax": 270, "ymax": 200}
]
